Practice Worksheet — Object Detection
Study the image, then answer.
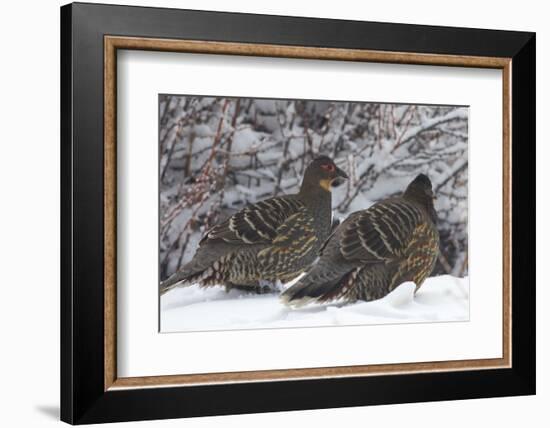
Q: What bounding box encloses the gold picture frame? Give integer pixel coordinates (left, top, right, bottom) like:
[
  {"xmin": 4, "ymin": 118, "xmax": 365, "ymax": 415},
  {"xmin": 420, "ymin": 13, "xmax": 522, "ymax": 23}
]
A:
[{"xmin": 104, "ymin": 36, "xmax": 511, "ymax": 391}]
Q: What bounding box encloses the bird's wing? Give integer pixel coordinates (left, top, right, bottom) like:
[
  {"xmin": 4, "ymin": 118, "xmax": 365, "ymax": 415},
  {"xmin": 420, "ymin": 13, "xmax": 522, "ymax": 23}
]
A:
[
  {"xmin": 339, "ymin": 199, "xmax": 424, "ymax": 263},
  {"xmin": 202, "ymin": 196, "xmax": 304, "ymax": 246},
  {"xmin": 257, "ymin": 206, "xmax": 319, "ymax": 273},
  {"xmin": 318, "ymin": 211, "xmax": 362, "ymax": 256}
]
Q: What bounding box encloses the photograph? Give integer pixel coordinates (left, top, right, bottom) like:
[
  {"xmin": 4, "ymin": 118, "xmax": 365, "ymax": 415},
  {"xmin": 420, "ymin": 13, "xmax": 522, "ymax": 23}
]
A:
[{"xmin": 159, "ymin": 95, "xmax": 469, "ymax": 332}]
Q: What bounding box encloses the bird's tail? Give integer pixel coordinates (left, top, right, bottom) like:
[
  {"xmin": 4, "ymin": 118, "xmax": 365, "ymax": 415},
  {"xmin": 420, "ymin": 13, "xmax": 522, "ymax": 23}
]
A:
[
  {"xmin": 281, "ymin": 263, "xmax": 389, "ymax": 307},
  {"xmin": 280, "ymin": 260, "xmax": 354, "ymax": 307},
  {"xmin": 160, "ymin": 244, "xmax": 228, "ymax": 295},
  {"xmin": 159, "ymin": 269, "xmax": 196, "ymax": 295},
  {"xmin": 159, "ymin": 256, "xmax": 213, "ymax": 295}
]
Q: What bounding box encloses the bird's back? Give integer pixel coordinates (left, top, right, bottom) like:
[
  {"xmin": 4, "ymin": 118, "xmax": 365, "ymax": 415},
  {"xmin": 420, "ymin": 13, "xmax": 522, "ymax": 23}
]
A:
[{"xmin": 282, "ymin": 195, "xmax": 439, "ymax": 305}]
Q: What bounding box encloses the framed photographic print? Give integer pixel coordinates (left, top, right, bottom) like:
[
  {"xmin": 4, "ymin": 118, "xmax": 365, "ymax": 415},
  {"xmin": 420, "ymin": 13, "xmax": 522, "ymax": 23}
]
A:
[{"xmin": 60, "ymin": 2, "xmax": 535, "ymax": 424}]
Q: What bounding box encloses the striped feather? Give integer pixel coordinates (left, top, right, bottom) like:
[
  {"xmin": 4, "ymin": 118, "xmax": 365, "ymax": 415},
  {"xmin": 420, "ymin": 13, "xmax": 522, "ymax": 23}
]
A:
[
  {"xmin": 205, "ymin": 195, "xmax": 304, "ymax": 245},
  {"xmin": 340, "ymin": 199, "xmax": 424, "ymax": 262}
]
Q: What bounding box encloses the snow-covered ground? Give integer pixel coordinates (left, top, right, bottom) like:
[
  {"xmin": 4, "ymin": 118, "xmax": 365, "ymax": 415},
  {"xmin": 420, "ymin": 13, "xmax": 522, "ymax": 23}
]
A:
[{"xmin": 160, "ymin": 275, "xmax": 469, "ymax": 333}]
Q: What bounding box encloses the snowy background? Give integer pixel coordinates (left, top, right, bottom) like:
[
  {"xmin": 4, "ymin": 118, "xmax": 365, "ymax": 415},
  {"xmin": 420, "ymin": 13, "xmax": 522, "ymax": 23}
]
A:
[{"xmin": 159, "ymin": 95, "xmax": 469, "ymax": 332}]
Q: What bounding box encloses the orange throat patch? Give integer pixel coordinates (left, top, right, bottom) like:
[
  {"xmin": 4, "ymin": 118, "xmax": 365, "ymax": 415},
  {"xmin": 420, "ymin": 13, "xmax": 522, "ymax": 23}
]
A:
[{"xmin": 319, "ymin": 178, "xmax": 333, "ymax": 192}]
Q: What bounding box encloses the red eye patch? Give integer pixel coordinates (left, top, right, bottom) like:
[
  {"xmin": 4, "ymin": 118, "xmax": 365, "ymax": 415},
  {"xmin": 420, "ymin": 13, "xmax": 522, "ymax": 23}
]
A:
[{"xmin": 321, "ymin": 163, "xmax": 335, "ymax": 172}]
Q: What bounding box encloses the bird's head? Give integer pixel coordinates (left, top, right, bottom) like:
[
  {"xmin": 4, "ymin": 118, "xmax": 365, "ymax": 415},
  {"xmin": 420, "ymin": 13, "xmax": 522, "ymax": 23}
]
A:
[
  {"xmin": 301, "ymin": 156, "xmax": 348, "ymax": 193},
  {"xmin": 403, "ymin": 174, "xmax": 437, "ymax": 221}
]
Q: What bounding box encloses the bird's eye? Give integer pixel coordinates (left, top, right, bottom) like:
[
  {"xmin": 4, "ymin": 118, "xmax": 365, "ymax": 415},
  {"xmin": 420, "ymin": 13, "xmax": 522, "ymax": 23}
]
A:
[{"xmin": 321, "ymin": 163, "xmax": 335, "ymax": 172}]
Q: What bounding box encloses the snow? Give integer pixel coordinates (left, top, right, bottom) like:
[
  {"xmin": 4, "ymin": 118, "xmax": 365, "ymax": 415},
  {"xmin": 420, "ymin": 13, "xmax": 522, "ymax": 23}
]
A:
[{"xmin": 160, "ymin": 275, "xmax": 469, "ymax": 333}]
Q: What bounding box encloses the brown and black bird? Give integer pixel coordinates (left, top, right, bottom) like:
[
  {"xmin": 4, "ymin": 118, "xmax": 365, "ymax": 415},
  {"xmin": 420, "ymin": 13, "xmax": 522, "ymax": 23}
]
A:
[
  {"xmin": 281, "ymin": 174, "xmax": 439, "ymax": 306},
  {"xmin": 160, "ymin": 156, "xmax": 348, "ymax": 295}
]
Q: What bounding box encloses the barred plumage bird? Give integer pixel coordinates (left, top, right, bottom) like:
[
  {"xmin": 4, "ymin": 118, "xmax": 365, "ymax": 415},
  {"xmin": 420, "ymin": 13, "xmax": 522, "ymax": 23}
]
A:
[
  {"xmin": 161, "ymin": 156, "xmax": 348, "ymax": 295},
  {"xmin": 281, "ymin": 174, "xmax": 439, "ymax": 306}
]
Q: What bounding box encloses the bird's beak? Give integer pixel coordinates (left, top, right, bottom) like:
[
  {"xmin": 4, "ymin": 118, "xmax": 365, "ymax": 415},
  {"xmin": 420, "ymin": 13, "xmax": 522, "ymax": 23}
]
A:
[{"xmin": 335, "ymin": 166, "xmax": 348, "ymax": 179}]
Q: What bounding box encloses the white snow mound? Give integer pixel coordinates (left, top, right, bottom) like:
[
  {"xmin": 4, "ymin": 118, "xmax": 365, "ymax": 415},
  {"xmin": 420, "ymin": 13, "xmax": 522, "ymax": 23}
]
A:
[{"xmin": 160, "ymin": 275, "xmax": 469, "ymax": 333}]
